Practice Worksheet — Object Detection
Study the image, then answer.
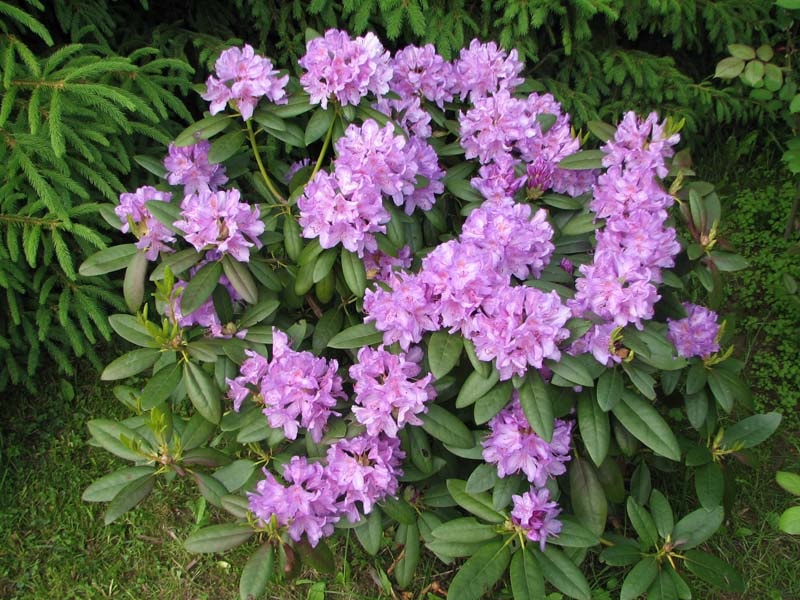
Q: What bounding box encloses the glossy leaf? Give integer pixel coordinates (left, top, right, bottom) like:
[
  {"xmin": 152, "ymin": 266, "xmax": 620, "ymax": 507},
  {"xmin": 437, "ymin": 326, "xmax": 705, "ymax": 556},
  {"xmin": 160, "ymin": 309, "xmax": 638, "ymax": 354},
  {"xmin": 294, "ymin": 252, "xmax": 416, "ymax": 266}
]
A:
[
  {"xmin": 427, "ymin": 330, "xmax": 463, "ymax": 379},
  {"xmin": 517, "ymin": 371, "xmax": 553, "ymax": 442},
  {"xmin": 683, "ymin": 549, "xmax": 745, "ymax": 592},
  {"xmin": 577, "ymin": 392, "xmax": 610, "ymax": 466},
  {"xmin": 721, "ymin": 412, "xmax": 781, "ymax": 449},
  {"xmin": 612, "ymin": 392, "xmax": 681, "ymax": 461},
  {"xmin": 394, "ymin": 523, "xmax": 420, "ymax": 589},
  {"xmin": 456, "ymin": 368, "xmax": 500, "ymax": 408},
  {"xmin": 101, "ymin": 348, "xmax": 160, "ymax": 381},
  {"xmin": 421, "ymin": 405, "xmax": 474, "ymax": 448},
  {"xmin": 569, "ymin": 458, "xmax": 607, "ymax": 537},
  {"xmin": 695, "ymin": 462, "xmax": 724, "ymax": 509},
  {"xmin": 620, "ymin": 557, "xmax": 658, "ymax": 600},
  {"xmin": 104, "ymin": 474, "xmax": 155, "ymax": 524},
  {"xmin": 181, "ymin": 260, "xmax": 223, "ymax": 316},
  {"xmin": 140, "ymin": 361, "xmax": 182, "ymax": 409},
  {"xmin": 82, "ymin": 467, "xmax": 156, "ymax": 502},
  {"xmin": 531, "ymin": 545, "xmax": 591, "ymax": 600},
  {"xmin": 446, "ymin": 479, "xmax": 505, "ymax": 523},
  {"xmin": 327, "ymin": 323, "xmax": 383, "ymax": 349},
  {"xmin": 222, "ymin": 254, "xmax": 258, "ymax": 304},
  {"xmin": 184, "ymin": 361, "xmax": 221, "ymax": 424},
  {"xmin": 79, "ymin": 244, "xmax": 138, "ymax": 276},
  {"xmin": 446, "ymin": 540, "xmax": 511, "ymax": 600},
  {"xmin": 510, "ymin": 547, "xmax": 545, "ymax": 600},
  {"xmin": 87, "ymin": 419, "xmax": 151, "ymax": 462},
  {"xmin": 626, "ymin": 498, "xmax": 658, "ymax": 549},
  {"xmin": 239, "ymin": 543, "xmax": 274, "ymax": 600},
  {"xmin": 184, "ymin": 523, "xmax": 254, "ymax": 553},
  {"xmin": 672, "ymin": 506, "xmax": 724, "ymax": 549},
  {"xmin": 354, "ymin": 507, "xmax": 383, "ymax": 555}
]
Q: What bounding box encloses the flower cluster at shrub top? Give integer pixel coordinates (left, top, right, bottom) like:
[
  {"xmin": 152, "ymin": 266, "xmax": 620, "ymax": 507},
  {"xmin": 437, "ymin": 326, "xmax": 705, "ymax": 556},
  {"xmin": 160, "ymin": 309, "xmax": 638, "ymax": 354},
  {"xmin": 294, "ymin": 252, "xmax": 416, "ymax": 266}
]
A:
[{"xmin": 91, "ymin": 27, "xmax": 765, "ymax": 597}]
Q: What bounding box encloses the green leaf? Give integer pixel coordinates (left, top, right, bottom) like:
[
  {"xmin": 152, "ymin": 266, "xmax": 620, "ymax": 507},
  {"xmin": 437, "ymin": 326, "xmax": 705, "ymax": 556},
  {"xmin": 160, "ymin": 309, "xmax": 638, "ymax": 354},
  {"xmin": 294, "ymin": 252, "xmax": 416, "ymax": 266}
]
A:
[
  {"xmin": 695, "ymin": 462, "xmax": 724, "ymax": 509},
  {"xmin": 446, "ymin": 540, "xmax": 511, "ymax": 600},
  {"xmin": 647, "ymin": 567, "xmax": 680, "ymax": 600},
  {"xmin": 304, "ymin": 106, "xmax": 334, "ymax": 145},
  {"xmin": 545, "ymin": 355, "xmax": 594, "ymax": 387},
  {"xmin": 466, "ymin": 463, "xmax": 500, "ymax": 494},
  {"xmin": 778, "ymin": 506, "xmax": 800, "ymax": 534},
  {"xmin": 560, "ymin": 213, "xmax": 600, "ymax": 236},
  {"xmin": 150, "ymin": 248, "xmax": 203, "ymax": 280},
  {"xmin": 107, "ymin": 315, "xmax": 158, "ymax": 348},
  {"xmin": 757, "ymin": 44, "xmax": 775, "ymax": 62},
  {"xmin": 184, "ymin": 361, "xmax": 221, "ymax": 424},
  {"xmin": 379, "ymin": 495, "xmax": 417, "ymax": 525},
  {"xmin": 721, "ymin": 412, "xmax": 781, "ymax": 449},
  {"xmin": 531, "ymin": 546, "xmax": 591, "ymax": 600},
  {"xmin": 596, "ymin": 369, "xmax": 623, "ymax": 411},
  {"xmin": 341, "ymin": 248, "xmax": 367, "ymax": 297},
  {"xmin": 312, "ymin": 249, "xmax": 338, "ymax": 283},
  {"xmin": 312, "ymin": 309, "xmax": 343, "ymax": 355},
  {"xmin": 611, "ymin": 392, "xmax": 681, "ymax": 461},
  {"xmin": 727, "ymin": 44, "xmax": 755, "ymax": 60},
  {"xmin": 474, "ymin": 380, "xmax": 514, "ymax": 425},
  {"xmin": 354, "ymin": 507, "xmax": 383, "ymax": 555},
  {"xmin": 79, "ymin": 244, "xmax": 138, "ymax": 276},
  {"xmin": 600, "ymin": 540, "xmax": 641, "ymax": 566},
  {"xmin": 422, "ymin": 404, "xmax": 474, "ymax": 448},
  {"xmin": 626, "ymin": 498, "xmax": 659, "ymax": 549},
  {"xmin": 620, "ymin": 557, "xmax": 658, "ymax": 600},
  {"xmin": 296, "ymin": 538, "xmax": 336, "ymax": 573},
  {"xmin": 239, "ymin": 543, "xmax": 274, "ymax": 600},
  {"xmin": 82, "ymin": 467, "xmax": 156, "ymax": 502},
  {"xmin": 427, "ymin": 330, "xmax": 463, "ymax": 379},
  {"xmin": 181, "ymin": 413, "xmax": 216, "ymax": 450},
  {"xmin": 104, "ymin": 474, "xmax": 155, "ymax": 524},
  {"xmin": 587, "ymin": 120, "xmax": 616, "ymax": 142},
  {"xmin": 683, "ymin": 549, "xmax": 745, "ymax": 592},
  {"xmin": 394, "ymin": 523, "xmax": 420, "ymax": 588},
  {"xmin": 517, "ymin": 372, "xmax": 554, "ymax": 442},
  {"xmin": 141, "ymin": 361, "xmax": 182, "ymax": 409},
  {"xmin": 431, "ymin": 517, "xmax": 499, "ymax": 543},
  {"xmin": 184, "ymin": 523, "xmax": 254, "ymax": 553},
  {"xmin": 134, "ymin": 154, "xmax": 167, "ymax": 178},
  {"xmin": 181, "ymin": 261, "xmax": 223, "ymax": 316},
  {"xmin": 327, "ymin": 323, "xmax": 383, "ymax": 349},
  {"xmin": 741, "ymin": 59, "xmax": 765, "ymax": 86},
  {"xmin": 192, "ymin": 471, "xmax": 228, "ymax": 507},
  {"xmin": 222, "ymin": 255, "xmax": 258, "ymax": 304},
  {"xmin": 672, "ymin": 506, "xmax": 724, "ymax": 549},
  {"xmin": 208, "ymin": 129, "xmax": 245, "ymax": 163},
  {"xmin": 550, "ymin": 517, "xmax": 599, "ymax": 548},
  {"xmin": 456, "ymin": 368, "xmax": 500, "ymax": 408},
  {"xmin": 265, "ymin": 93, "xmax": 313, "ymax": 118},
  {"xmin": 174, "ymin": 114, "xmax": 233, "ymax": 147},
  {"xmin": 577, "ymin": 392, "xmax": 610, "ymax": 466},
  {"xmin": 649, "ymin": 490, "xmax": 674, "ymax": 540},
  {"xmin": 213, "ymin": 460, "xmax": 257, "ymax": 492},
  {"xmin": 686, "ymin": 362, "xmax": 707, "ymax": 395},
  {"xmin": 621, "ymin": 362, "xmax": 656, "ymax": 400},
  {"xmin": 446, "ymin": 479, "xmax": 505, "ymax": 523},
  {"xmin": 558, "ymin": 149, "xmax": 605, "ymax": 170},
  {"xmin": 776, "ymin": 471, "xmax": 800, "ymax": 496},
  {"xmin": 714, "ymin": 57, "xmax": 745, "ymax": 79},
  {"xmin": 101, "ymin": 348, "xmax": 161, "ymax": 381},
  {"xmin": 123, "ymin": 249, "xmax": 148, "ymax": 313},
  {"xmin": 510, "ymin": 547, "xmax": 545, "ymax": 600},
  {"xmin": 708, "ymin": 251, "xmax": 749, "ymax": 272},
  {"xmin": 569, "ymin": 458, "xmax": 607, "ymax": 537}
]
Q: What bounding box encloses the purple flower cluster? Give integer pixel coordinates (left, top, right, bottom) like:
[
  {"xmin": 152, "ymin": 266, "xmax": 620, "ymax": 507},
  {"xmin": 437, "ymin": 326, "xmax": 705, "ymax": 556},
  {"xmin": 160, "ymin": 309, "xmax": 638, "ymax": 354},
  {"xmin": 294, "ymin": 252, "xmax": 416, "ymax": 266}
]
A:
[
  {"xmin": 299, "ymin": 30, "xmax": 392, "ymax": 110},
  {"xmin": 667, "ymin": 302, "xmax": 721, "ymax": 358},
  {"xmin": 174, "ymin": 188, "xmax": 264, "ymax": 262},
  {"xmin": 248, "ymin": 433, "xmax": 404, "ymax": 545},
  {"xmin": 365, "ymin": 197, "xmax": 568, "ymax": 380},
  {"xmin": 115, "ymin": 186, "xmax": 175, "ymax": 260},
  {"xmin": 202, "ymin": 44, "xmax": 288, "ymax": 120},
  {"xmin": 350, "ymin": 346, "xmax": 436, "ymax": 437},
  {"xmin": 163, "ymin": 141, "xmax": 228, "ymax": 195},
  {"xmin": 298, "ymin": 119, "xmax": 443, "ymax": 256},
  {"xmin": 482, "ymin": 394, "xmax": 573, "ymax": 486},
  {"xmin": 454, "ymin": 40, "xmax": 524, "ymax": 101},
  {"xmin": 569, "ymin": 112, "xmax": 682, "ymax": 363},
  {"xmin": 227, "ymin": 328, "xmax": 344, "ymax": 443},
  {"xmin": 511, "ymin": 488, "xmax": 563, "ymax": 551}
]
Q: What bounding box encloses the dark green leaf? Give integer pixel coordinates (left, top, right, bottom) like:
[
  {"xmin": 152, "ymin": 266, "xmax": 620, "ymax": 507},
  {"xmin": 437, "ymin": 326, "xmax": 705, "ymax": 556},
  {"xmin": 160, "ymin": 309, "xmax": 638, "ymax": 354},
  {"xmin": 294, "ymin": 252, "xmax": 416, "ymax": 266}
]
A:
[
  {"xmin": 517, "ymin": 372, "xmax": 554, "ymax": 442},
  {"xmin": 313, "ymin": 309, "xmax": 344, "ymax": 355},
  {"xmin": 394, "ymin": 523, "xmax": 420, "ymax": 588},
  {"xmin": 620, "ymin": 557, "xmax": 658, "ymax": 600},
  {"xmin": 446, "ymin": 540, "xmax": 511, "ymax": 600},
  {"xmin": 446, "ymin": 479, "xmax": 505, "ymax": 523},
  {"xmin": 531, "ymin": 546, "xmax": 591, "ymax": 600},
  {"xmin": 184, "ymin": 523, "xmax": 254, "ymax": 553},
  {"xmin": 79, "ymin": 244, "xmax": 138, "ymax": 276},
  {"xmin": 421, "ymin": 405, "xmax": 474, "ymax": 448},
  {"xmin": 296, "ymin": 538, "xmax": 335, "ymax": 573},
  {"xmin": 611, "ymin": 392, "xmax": 681, "ymax": 461},
  {"xmin": 672, "ymin": 506, "xmax": 724, "ymax": 549},
  {"xmin": 327, "ymin": 323, "xmax": 383, "ymax": 349},
  {"xmin": 141, "ymin": 361, "xmax": 182, "ymax": 409},
  {"xmin": 354, "ymin": 507, "xmax": 383, "ymax": 555},
  {"xmin": 550, "ymin": 517, "xmax": 599, "ymax": 548},
  {"xmin": 193, "ymin": 471, "xmax": 228, "ymax": 507},
  {"xmin": 184, "ymin": 361, "xmax": 221, "ymax": 424},
  {"xmin": 621, "ymin": 362, "xmax": 656, "ymax": 400},
  {"xmin": 596, "ymin": 369, "xmax": 623, "ymax": 411},
  {"xmin": 239, "ymin": 543, "xmax": 274, "ymax": 600},
  {"xmin": 82, "ymin": 467, "xmax": 156, "ymax": 502},
  {"xmin": 683, "ymin": 550, "xmax": 745, "ymax": 592},
  {"xmin": 546, "ymin": 355, "xmax": 594, "ymax": 387},
  {"xmin": 87, "ymin": 419, "xmax": 152, "ymax": 462},
  {"xmin": 456, "ymin": 368, "xmax": 500, "ymax": 408},
  {"xmin": 695, "ymin": 462, "xmax": 724, "ymax": 509},
  {"xmin": 510, "ymin": 547, "xmax": 545, "ymax": 600},
  {"xmin": 721, "ymin": 412, "xmax": 781, "ymax": 449},
  {"xmin": 181, "ymin": 261, "xmax": 223, "ymax": 316},
  {"xmin": 174, "ymin": 114, "xmax": 233, "ymax": 146},
  {"xmin": 649, "ymin": 490, "xmax": 674, "ymax": 540},
  {"xmin": 379, "ymin": 496, "xmax": 416, "ymax": 525},
  {"xmin": 558, "ymin": 149, "xmax": 605, "ymax": 170},
  {"xmin": 709, "ymin": 251, "xmax": 749, "ymax": 272},
  {"xmin": 578, "ymin": 392, "xmax": 610, "ymax": 466},
  {"xmin": 465, "ymin": 463, "xmax": 500, "ymax": 494},
  {"xmin": 570, "ymin": 458, "xmax": 607, "ymax": 537},
  {"xmin": 431, "ymin": 517, "xmax": 499, "ymax": 543},
  {"xmin": 587, "ymin": 120, "xmax": 616, "ymax": 142},
  {"xmin": 222, "ymin": 255, "xmax": 258, "ymax": 304},
  {"xmin": 626, "ymin": 498, "xmax": 659, "ymax": 549},
  {"xmin": 427, "ymin": 331, "xmax": 463, "ymax": 379},
  {"xmin": 600, "ymin": 540, "xmax": 641, "ymax": 566},
  {"xmin": 107, "ymin": 315, "xmax": 158, "ymax": 348},
  {"xmin": 208, "ymin": 129, "xmax": 246, "ymax": 163},
  {"xmin": 341, "ymin": 248, "xmax": 367, "ymax": 297},
  {"xmin": 304, "ymin": 106, "xmax": 334, "ymax": 145},
  {"xmin": 474, "ymin": 380, "xmax": 514, "ymax": 425},
  {"xmin": 104, "ymin": 474, "xmax": 155, "ymax": 524}
]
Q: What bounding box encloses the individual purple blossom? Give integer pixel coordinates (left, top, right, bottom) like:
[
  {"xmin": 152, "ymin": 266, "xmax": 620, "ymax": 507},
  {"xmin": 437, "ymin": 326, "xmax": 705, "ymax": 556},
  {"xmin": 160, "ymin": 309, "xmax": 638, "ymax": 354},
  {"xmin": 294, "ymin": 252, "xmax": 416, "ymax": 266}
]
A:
[
  {"xmin": 297, "ymin": 169, "xmax": 388, "ymax": 257},
  {"xmin": 325, "ymin": 433, "xmax": 405, "ymax": 522},
  {"xmin": 174, "ymin": 188, "xmax": 264, "ymax": 262},
  {"xmin": 482, "ymin": 395, "xmax": 573, "ymax": 486},
  {"xmin": 401, "ymin": 136, "xmax": 445, "ymax": 214},
  {"xmin": 248, "ymin": 457, "xmax": 340, "ymax": 547},
  {"xmin": 374, "ymin": 94, "xmax": 432, "ymax": 138},
  {"xmin": 464, "ymin": 285, "xmax": 571, "ymax": 380},
  {"xmin": 363, "ymin": 272, "xmax": 440, "ymax": 349},
  {"xmin": 510, "ymin": 488, "xmax": 563, "ymax": 551},
  {"xmin": 227, "ymin": 328, "xmax": 344, "ymax": 443},
  {"xmin": 459, "ymin": 89, "xmax": 530, "ymax": 164},
  {"xmin": 454, "ymin": 39, "xmax": 524, "ymax": 100},
  {"xmin": 299, "ymin": 29, "xmax": 392, "ymax": 109},
  {"xmin": 667, "ymin": 303, "xmax": 721, "ymax": 359},
  {"xmin": 202, "ymin": 44, "xmax": 288, "ymax": 120},
  {"xmin": 460, "ymin": 197, "xmax": 554, "ymax": 280},
  {"xmin": 389, "ymin": 44, "xmax": 456, "ymax": 107},
  {"xmin": 115, "ymin": 186, "xmax": 176, "ymax": 260},
  {"xmin": 163, "ymin": 141, "xmax": 228, "ymax": 194},
  {"xmin": 349, "ymin": 346, "xmax": 436, "ymax": 437},
  {"xmin": 470, "ymin": 158, "xmax": 526, "ymax": 202},
  {"xmin": 550, "ymin": 167, "xmax": 598, "ymax": 197},
  {"xmin": 227, "ymin": 349, "xmax": 269, "ymax": 411},
  {"xmin": 284, "ymin": 158, "xmax": 312, "ymax": 184},
  {"xmin": 601, "ymin": 111, "xmax": 679, "ymax": 178}
]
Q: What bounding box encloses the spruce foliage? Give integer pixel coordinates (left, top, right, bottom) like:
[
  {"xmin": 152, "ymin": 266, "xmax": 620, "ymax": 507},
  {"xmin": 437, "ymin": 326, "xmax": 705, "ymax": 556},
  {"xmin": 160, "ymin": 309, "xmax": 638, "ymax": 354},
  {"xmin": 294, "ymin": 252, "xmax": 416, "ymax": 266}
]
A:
[{"xmin": 0, "ymin": 1, "xmax": 193, "ymax": 390}]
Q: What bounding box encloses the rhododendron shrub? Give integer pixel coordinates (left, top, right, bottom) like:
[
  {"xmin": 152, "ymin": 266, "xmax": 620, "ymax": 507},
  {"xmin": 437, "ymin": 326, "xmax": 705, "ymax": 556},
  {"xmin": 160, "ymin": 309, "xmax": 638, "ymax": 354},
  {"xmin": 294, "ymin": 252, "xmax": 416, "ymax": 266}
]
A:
[{"xmin": 82, "ymin": 31, "xmax": 781, "ymax": 600}]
